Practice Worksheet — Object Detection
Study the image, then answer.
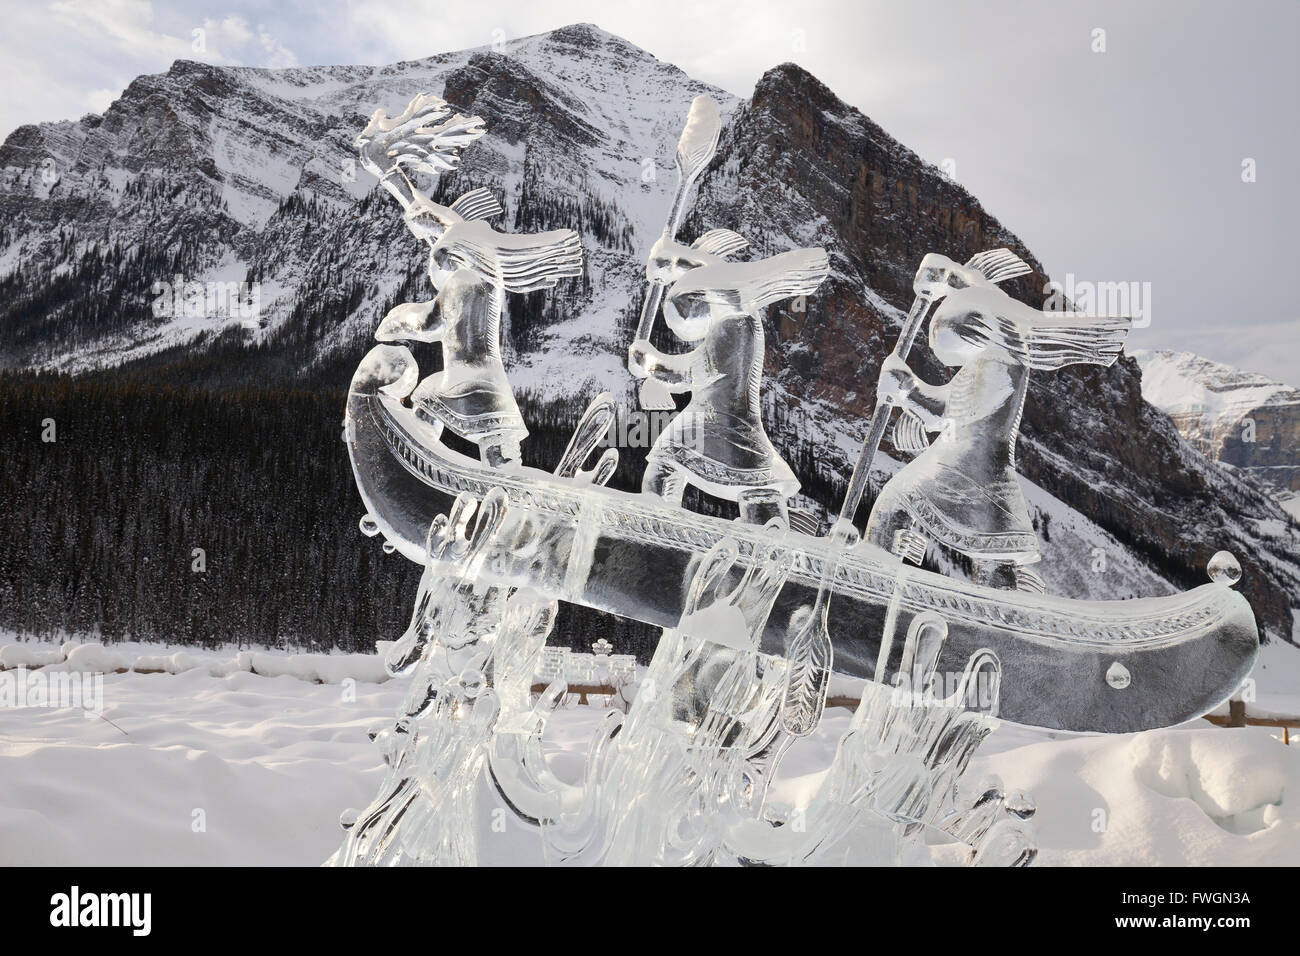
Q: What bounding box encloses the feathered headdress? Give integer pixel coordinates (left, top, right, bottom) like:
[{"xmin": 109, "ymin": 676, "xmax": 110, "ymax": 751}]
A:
[
  {"xmin": 356, "ymin": 93, "xmax": 506, "ymax": 244},
  {"xmin": 931, "ymin": 285, "xmax": 1130, "ymax": 370},
  {"xmin": 355, "ymin": 92, "xmax": 487, "ymax": 177},
  {"xmin": 404, "ymin": 186, "xmax": 504, "ymax": 243},
  {"xmin": 664, "ymin": 247, "xmax": 830, "ymax": 341},
  {"xmin": 431, "ymin": 221, "xmax": 583, "ymax": 294}
]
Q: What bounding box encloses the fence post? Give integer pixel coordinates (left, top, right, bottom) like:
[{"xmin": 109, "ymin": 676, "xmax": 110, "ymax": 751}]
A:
[{"xmin": 1227, "ymin": 695, "xmax": 1246, "ymax": 728}]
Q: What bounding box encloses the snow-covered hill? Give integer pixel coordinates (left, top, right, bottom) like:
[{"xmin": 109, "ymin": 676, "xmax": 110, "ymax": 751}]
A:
[
  {"xmin": 1, "ymin": 23, "xmax": 1296, "ymax": 641},
  {"xmin": 0, "ymin": 24, "xmax": 725, "ymax": 374},
  {"xmin": 1135, "ymin": 349, "xmax": 1300, "ymax": 522}
]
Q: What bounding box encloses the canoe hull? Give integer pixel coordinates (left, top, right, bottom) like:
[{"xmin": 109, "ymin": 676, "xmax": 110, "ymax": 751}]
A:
[{"xmin": 346, "ymin": 356, "xmax": 1259, "ymax": 734}]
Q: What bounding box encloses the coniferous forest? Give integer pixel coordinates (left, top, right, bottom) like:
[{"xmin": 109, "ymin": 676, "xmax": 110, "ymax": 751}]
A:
[
  {"xmin": 0, "ymin": 371, "xmax": 416, "ymax": 650},
  {"xmin": 0, "ymin": 355, "xmax": 853, "ymax": 659},
  {"xmin": 3, "ymin": 361, "xmax": 817, "ymax": 659}
]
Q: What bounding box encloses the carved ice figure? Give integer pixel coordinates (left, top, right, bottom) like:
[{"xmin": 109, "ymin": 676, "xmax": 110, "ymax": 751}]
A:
[
  {"xmin": 730, "ymin": 608, "xmax": 1037, "ymax": 867},
  {"xmin": 332, "ymin": 491, "xmax": 510, "ymax": 867},
  {"xmin": 583, "ymin": 536, "xmax": 793, "ymax": 865},
  {"xmin": 485, "ymin": 531, "xmax": 1035, "ymax": 866},
  {"xmin": 362, "ymin": 494, "xmax": 609, "ymax": 867},
  {"xmin": 866, "ymin": 284, "xmax": 1130, "ymax": 587},
  {"xmin": 333, "ymin": 395, "xmax": 620, "ymax": 867},
  {"xmin": 357, "ymin": 93, "xmax": 582, "ymax": 467},
  {"xmin": 337, "ymin": 477, "xmax": 1040, "ymax": 866},
  {"xmin": 629, "ymin": 241, "xmax": 830, "ymax": 524}
]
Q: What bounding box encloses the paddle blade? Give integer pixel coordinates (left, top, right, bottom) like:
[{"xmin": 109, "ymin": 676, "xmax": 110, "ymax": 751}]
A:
[
  {"xmin": 555, "ymin": 392, "xmax": 618, "ymax": 478},
  {"xmin": 781, "ymin": 606, "xmax": 833, "ymax": 737},
  {"xmin": 638, "ymin": 376, "xmax": 677, "ymax": 411},
  {"xmin": 675, "ymin": 95, "xmax": 721, "ymax": 181}
]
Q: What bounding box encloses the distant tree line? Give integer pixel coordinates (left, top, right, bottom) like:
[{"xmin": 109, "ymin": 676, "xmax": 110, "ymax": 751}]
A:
[
  {"xmin": 0, "ymin": 370, "xmax": 679, "ymax": 658},
  {"xmin": 0, "ymin": 363, "xmax": 851, "ymax": 660}
]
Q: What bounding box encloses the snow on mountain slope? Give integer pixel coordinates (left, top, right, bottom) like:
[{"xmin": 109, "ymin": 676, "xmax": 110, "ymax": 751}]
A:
[
  {"xmin": 1135, "ymin": 349, "xmax": 1300, "ymax": 521},
  {"xmin": 1, "ymin": 24, "xmax": 1297, "ymax": 641},
  {"xmin": 1136, "ymin": 349, "xmax": 1293, "ymax": 421},
  {"xmin": 0, "ymin": 25, "xmax": 731, "ymax": 373}
]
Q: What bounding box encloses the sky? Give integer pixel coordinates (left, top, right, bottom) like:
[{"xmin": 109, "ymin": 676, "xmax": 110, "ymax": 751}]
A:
[{"xmin": 2, "ymin": 0, "xmax": 1297, "ymax": 384}]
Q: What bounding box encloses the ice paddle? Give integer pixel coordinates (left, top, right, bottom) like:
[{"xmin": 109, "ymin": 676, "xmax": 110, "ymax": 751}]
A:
[{"xmin": 631, "ymin": 95, "xmax": 722, "ymax": 410}]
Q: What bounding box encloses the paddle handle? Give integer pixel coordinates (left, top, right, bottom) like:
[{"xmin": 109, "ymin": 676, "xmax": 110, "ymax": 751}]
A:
[
  {"xmin": 832, "ymin": 293, "xmax": 933, "ymax": 537},
  {"xmin": 632, "ymin": 149, "xmax": 707, "ymax": 336},
  {"xmin": 633, "ymin": 278, "xmax": 667, "ymax": 344}
]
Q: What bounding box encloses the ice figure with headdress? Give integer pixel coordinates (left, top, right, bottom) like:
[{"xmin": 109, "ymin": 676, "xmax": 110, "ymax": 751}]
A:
[
  {"xmin": 629, "ymin": 234, "xmax": 830, "ymax": 525},
  {"xmin": 865, "ymin": 282, "xmax": 1131, "ymax": 588},
  {"xmin": 357, "ymin": 93, "xmax": 582, "ymax": 467}
]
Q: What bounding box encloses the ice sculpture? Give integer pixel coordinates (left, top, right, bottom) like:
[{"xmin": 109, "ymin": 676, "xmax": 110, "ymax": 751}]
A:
[
  {"xmin": 358, "ymin": 94, "xmax": 582, "ymax": 466},
  {"xmin": 630, "ymin": 94, "xmax": 721, "ymax": 412},
  {"xmin": 334, "ymin": 392, "xmax": 620, "ymax": 866},
  {"xmin": 627, "ymin": 93, "xmax": 828, "ymax": 525},
  {"xmin": 631, "ymin": 245, "xmax": 829, "ymax": 525},
  {"xmin": 333, "ymin": 496, "xmax": 1035, "ymax": 866},
  {"xmin": 866, "ymin": 283, "xmax": 1131, "ymax": 590},
  {"xmin": 333, "ymin": 91, "xmax": 1260, "ymax": 866}
]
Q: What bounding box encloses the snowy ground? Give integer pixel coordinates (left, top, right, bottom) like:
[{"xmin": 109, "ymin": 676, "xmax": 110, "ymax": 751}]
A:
[{"xmin": 1, "ymin": 639, "xmax": 1298, "ymax": 866}]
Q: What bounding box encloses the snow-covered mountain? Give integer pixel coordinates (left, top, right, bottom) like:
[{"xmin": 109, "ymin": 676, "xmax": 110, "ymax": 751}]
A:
[
  {"xmin": 1134, "ymin": 349, "xmax": 1300, "ymax": 521},
  {"xmin": 1, "ymin": 23, "xmax": 1297, "ymax": 642}
]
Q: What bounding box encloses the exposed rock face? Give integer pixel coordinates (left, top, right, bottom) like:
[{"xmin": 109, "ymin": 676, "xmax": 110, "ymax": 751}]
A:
[
  {"xmin": 1, "ymin": 24, "xmax": 1295, "ymax": 641},
  {"xmin": 1135, "ymin": 350, "xmax": 1300, "ymax": 510}
]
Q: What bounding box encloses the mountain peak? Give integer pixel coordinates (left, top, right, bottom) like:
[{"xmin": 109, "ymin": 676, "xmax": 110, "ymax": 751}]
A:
[
  {"xmin": 1133, "ymin": 349, "xmax": 1300, "ymax": 523},
  {"xmin": 167, "ymin": 58, "xmax": 217, "ymax": 76},
  {"xmin": 1135, "ymin": 349, "xmax": 1295, "ymax": 398},
  {"xmin": 755, "ymin": 61, "xmax": 833, "ymax": 100},
  {"xmin": 510, "ymin": 22, "xmax": 660, "ymax": 64},
  {"xmin": 548, "ymin": 22, "xmax": 611, "ymax": 41}
]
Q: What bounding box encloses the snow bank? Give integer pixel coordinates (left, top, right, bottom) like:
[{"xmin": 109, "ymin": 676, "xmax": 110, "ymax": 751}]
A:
[
  {"xmin": 0, "ymin": 668, "xmax": 399, "ymax": 865},
  {"xmin": 0, "ymin": 640, "xmax": 393, "ymax": 686},
  {"xmin": 0, "ymin": 663, "xmax": 1298, "ymax": 865},
  {"xmin": 1129, "ymin": 730, "xmax": 1287, "ymax": 832},
  {"xmin": 0, "ymin": 644, "xmax": 65, "ymax": 668},
  {"xmin": 243, "ymin": 651, "xmax": 387, "ymax": 685},
  {"xmin": 62, "ymin": 643, "xmax": 128, "ymax": 673},
  {"xmin": 973, "ymin": 723, "xmax": 1300, "ymax": 866},
  {"xmin": 2, "ymin": 634, "xmax": 1297, "ymax": 865}
]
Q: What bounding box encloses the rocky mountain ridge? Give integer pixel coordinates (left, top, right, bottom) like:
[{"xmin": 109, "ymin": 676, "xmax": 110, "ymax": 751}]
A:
[{"xmin": 1135, "ymin": 349, "xmax": 1300, "ymax": 520}]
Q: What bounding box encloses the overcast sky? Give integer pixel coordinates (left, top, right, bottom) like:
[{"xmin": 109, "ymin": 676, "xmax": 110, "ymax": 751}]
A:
[{"xmin": 3, "ymin": 0, "xmax": 1296, "ymax": 384}]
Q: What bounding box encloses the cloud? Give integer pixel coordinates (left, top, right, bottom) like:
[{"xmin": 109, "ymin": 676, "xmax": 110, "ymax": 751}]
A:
[
  {"xmin": 256, "ymin": 24, "xmax": 297, "ymax": 68},
  {"xmin": 50, "ymin": 0, "xmax": 195, "ymax": 63},
  {"xmin": 48, "ymin": 2, "xmax": 297, "ymax": 68},
  {"xmin": 208, "ymin": 14, "xmax": 253, "ymax": 47},
  {"xmin": 0, "ymin": 2, "xmax": 302, "ymax": 135},
  {"xmin": 85, "ymin": 88, "xmax": 121, "ymax": 112}
]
